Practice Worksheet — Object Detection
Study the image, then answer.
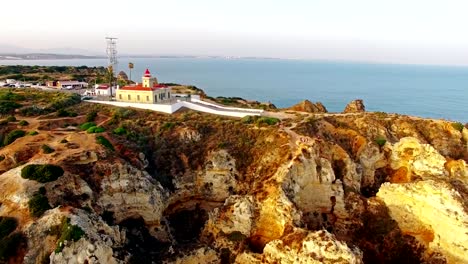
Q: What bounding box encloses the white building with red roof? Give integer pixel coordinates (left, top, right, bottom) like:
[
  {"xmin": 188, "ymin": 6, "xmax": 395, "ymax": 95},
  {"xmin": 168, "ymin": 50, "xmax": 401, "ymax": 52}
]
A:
[
  {"xmin": 95, "ymin": 84, "xmax": 116, "ymax": 96},
  {"xmin": 116, "ymin": 69, "xmax": 171, "ymax": 104}
]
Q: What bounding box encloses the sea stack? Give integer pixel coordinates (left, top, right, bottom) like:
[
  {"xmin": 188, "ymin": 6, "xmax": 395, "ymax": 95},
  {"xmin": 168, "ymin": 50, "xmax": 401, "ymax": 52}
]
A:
[{"xmin": 343, "ymin": 99, "xmax": 366, "ymax": 113}]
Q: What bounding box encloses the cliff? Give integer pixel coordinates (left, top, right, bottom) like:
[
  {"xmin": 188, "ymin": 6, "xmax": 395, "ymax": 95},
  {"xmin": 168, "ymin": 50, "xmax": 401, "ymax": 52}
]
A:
[{"xmin": 0, "ymin": 90, "xmax": 467, "ymax": 263}]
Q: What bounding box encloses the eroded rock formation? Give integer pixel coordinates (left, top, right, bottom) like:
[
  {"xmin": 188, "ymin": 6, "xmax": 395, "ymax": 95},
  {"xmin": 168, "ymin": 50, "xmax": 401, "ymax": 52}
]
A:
[{"xmin": 0, "ymin": 96, "xmax": 467, "ymax": 263}]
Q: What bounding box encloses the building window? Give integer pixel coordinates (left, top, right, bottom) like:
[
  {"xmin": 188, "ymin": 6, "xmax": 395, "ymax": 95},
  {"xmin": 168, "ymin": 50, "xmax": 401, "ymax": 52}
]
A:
[
  {"xmin": 155, "ymin": 95, "xmax": 158, "ymax": 102},
  {"xmin": 128, "ymin": 94, "xmax": 131, "ymax": 100},
  {"xmin": 146, "ymin": 96, "xmax": 149, "ymax": 101},
  {"xmin": 137, "ymin": 95, "xmax": 140, "ymax": 101},
  {"xmin": 119, "ymin": 94, "xmax": 122, "ymax": 99}
]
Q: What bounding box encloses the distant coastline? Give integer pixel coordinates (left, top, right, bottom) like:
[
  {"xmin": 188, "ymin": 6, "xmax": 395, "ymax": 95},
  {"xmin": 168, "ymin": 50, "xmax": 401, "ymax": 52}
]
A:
[
  {"xmin": 0, "ymin": 53, "xmax": 279, "ymax": 61},
  {"xmin": 0, "ymin": 53, "xmax": 105, "ymax": 60}
]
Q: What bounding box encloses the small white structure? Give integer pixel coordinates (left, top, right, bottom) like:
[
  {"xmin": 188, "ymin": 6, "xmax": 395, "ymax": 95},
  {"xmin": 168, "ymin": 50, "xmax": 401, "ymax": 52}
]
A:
[
  {"xmin": 95, "ymin": 84, "xmax": 116, "ymax": 96},
  {"xmin": 6, "ymin": 79, "xmax": 16, "ymax": 84}
]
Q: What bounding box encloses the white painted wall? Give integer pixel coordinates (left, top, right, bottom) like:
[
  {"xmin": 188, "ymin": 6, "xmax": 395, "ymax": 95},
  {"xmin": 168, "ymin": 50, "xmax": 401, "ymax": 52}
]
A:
[
  {"xmin": 191, "ymin": 97, "xmax": 264, "ymax": 113},
  {"xmin": 87, "ymin": 99, "xmax": 261, "ymax": 118}
]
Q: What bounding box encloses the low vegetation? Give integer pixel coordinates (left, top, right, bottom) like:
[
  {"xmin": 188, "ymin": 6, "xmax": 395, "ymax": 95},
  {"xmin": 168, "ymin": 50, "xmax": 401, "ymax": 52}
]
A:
[
  {"xmin": 41, "ymin": 144, "xmax": 55, "ymax": 154},
  {"xmin": 96, "ymin": 135, "xmax": 114, "ymax": 150},
  {"xmin": 21, "ymin": 164, "xmax": 64, "ymax": 183},
  {"xmin": 375, "ymin": 137, "xmax": 387, "ymax": 147},
  {"xmin": 86, "ymin": 126, "xmax": 105, "ymax": 133},
  {"xmin": 57, "ymin": 108, "xmax": 78, "ymax": 117},
  {"xmin": 0, "ymin": 65, "xmax": 107, "ymax": 82},
  {"xmin": 18, "ymin": 120, "xmax": 29, "ymax": 126},
  {"xmin": 6, "ymin": 115, "xmax": 16, "ymax": 122},
  {"xmin": 0, "ymin": 101, "xmax": 22, "ymax": 115},
  {"xmin": 241, "ymin": 116, "xmax": 280, "ymax": 126},
  {"xmin": 3, "ymin": 129, "xmax": 26, "ymax": 146},
  {"xmin": 86, "ymin": 110, "xmax": 98, "ymax": 122},
  {"xmin": 28, "ymin": 193, "xmax": 52, "ymax": 218},
  {"xmin": 452, "ymin": 122, "xmax": 464, "ymax": 132},
  {"xmin": 113, "ymin": 126, "xmax": 127, "ymax": 135},
  {"xmin": 54, "ymin": 218, "xmax": 85, "ymax": 253},
  {"xmin": 28, "ymin": 131, "xmax": 39, "ymax": 136},
  {"xmin": 79, "ymin": 122, "xmax": 96, "ymax": 131}
]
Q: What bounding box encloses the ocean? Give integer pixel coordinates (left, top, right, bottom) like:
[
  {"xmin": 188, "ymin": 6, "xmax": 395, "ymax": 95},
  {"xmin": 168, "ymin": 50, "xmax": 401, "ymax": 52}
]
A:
[{"xmin": 1, "ymin": 58, "xmax": 467, "ymax": 122}]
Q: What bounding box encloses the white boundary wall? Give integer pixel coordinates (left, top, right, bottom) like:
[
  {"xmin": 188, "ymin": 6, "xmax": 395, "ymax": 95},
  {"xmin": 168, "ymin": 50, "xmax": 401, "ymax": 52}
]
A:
[
  {"xmin": 191, "ymin": 95, "xmax": 264, "ymax": 114},
  {"xmin": 87, "ymin": 100, "xmax": 261, "ymax": 118}
]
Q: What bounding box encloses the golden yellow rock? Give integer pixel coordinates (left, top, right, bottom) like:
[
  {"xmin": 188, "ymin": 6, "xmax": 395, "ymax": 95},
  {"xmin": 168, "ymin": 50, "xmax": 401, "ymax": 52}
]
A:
[{"xmin": 377, "ymin": 180, "xmax": 468, "ymax": 263}]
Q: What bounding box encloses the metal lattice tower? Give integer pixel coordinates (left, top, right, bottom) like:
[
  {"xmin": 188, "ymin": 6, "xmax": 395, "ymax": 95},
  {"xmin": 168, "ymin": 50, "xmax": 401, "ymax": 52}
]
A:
[
  {"xmin": 106, "ymin": 37, "xmax": 118, "ymax": 73},
  {"xmin": 105, "ymin": 37, "xmax": 118, "ymax": 70},
  {"xmin": 105, "ymin": 37, "xmax": 118, "ymax": 97}
]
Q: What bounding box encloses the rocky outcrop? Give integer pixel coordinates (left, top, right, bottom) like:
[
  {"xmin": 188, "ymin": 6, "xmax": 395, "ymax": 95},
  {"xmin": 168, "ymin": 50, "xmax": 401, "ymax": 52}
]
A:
[
  {"xmin": 289, "ymin": 100, "xmax": 328, "ymax": 113},
  {"xmin": 343, "ymin": 99, "xmax": 365, "ymax": 113},
  {"xmin": 377, "ymin": 180, "xmax": 468, "ymax": 264},
  {"xmin": 50, "ymin": 209, "xmax": 125, "ymax": 264},
  {"xmin": 262, "ymin": 229, "xmax": 362, "ymax": 264},
  {"xmin": 96, "ymin": 162, "xmax": 168, "ymax": 225},
  {"xmin": 389, "ymin": 137, "xmax": 447, "ymax": 182}
]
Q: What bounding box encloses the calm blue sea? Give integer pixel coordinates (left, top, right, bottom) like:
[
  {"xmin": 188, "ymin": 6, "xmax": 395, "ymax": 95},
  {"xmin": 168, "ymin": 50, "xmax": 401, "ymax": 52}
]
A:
[{"xmin": 1, "ymin": 58, "xmax": 467, "ymax": 122}]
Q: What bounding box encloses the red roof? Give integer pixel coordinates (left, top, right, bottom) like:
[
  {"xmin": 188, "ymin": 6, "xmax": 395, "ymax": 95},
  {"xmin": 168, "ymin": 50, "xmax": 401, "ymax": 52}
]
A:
[
  {"xmin": 97, "ymin": 85, "xmax": 109, "ymax": 90},
  {"xmin": 119, "ymin": 83, "xmax": 167, "ymax": 91},
  {"xmin": 144, "ymin": 69, "xmax": 151, "ymax": 77}
]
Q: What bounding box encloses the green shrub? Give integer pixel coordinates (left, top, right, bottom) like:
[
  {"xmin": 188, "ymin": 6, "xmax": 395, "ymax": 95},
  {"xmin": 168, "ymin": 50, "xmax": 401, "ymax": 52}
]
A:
[
  {"xmin": 0, "ymin": 101, "xmax": 22, "ymax": 115},
  {"xmin": 113, "ymin": 126, "xmax": 127, "ymax": 135},
  {"xmin": 0, "ymin": 91, "xmax": 25, "ymax": 101},
  {"xmin": 28, "ymin": 193, "xmax": 51, "ymax": 217},
  {"xmin": 452, "ymin": 122, "xmax": 464, "ymax": 132},
  {"xmin": 3, "ymin": 130, "xmax": 26, "ymax": 146},
  {"xmin": 0, "ymin": 217, "xmax": 17, "ymax": 240},
  {"xmin": 256, "ymin": 117, "xmax": 280, "ymax": 126},
  {"xmin": 375, "ymin": 137, "xmax": 387, "ymax": 147},
  {"xmin": 19, "ymin": 106, "xmax": 47, "ymax": 116},
  {"xmin": 41, "ymin": 144, "xmax": 55, "ymax": 154},
  {"xmin": 18, "ymin": 120, "xmax": 29, "ymax": 126},
  {"xmin": 21, "ymin": 164, "xmax": 64, "ymax": 183},
  {"xmin": 55, "ymin": 218, "xmax": 85, "ymax": 253},
  {"xmin": 6, "ymin": 116, "xmax": 16, "ymax": 122},
  {"xmin": 79, "ymin": 122, "xmax": 96, "ymax": 131},
  {"xmin": 241, "ymin": 116, "xmax": 255, "ymax": 124},
  {"xmin": 86, "ymin": 126, "xmax": 105, "ymax": 133},
  {"xmin": 161, "ymin": 122, "xmax": 175, "ymax": 130},
  {"xmin": 96, "ymin": 135, "xmax": 114, "ymax": 151},
  {"xmin": 28, "ymin": 131, "xmax": 39, "ymax": 136},
  {"xmin": 57, "ymin": 109, "xmax": 78, "ymax": 117},
  {"xmin": 86, "ymin": 111, "xmax": 97, "ymax": 122}
]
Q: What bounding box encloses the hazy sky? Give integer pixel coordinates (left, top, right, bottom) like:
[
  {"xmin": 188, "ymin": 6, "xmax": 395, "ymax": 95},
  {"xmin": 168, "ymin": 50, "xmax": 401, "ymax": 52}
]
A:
[{"xmin": 2, "ymin": 0, "xmax": 468, "ymax": 65}]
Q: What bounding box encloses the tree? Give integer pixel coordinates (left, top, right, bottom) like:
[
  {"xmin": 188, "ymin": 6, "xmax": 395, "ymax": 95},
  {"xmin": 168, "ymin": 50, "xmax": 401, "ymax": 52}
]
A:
[
  {"xmin": 128, "ymin": 62, "xmax": 134, "ymax": 82},
  {"xmin": 107, "ymin": 66, "xmax": 114, "ymax": 97}
]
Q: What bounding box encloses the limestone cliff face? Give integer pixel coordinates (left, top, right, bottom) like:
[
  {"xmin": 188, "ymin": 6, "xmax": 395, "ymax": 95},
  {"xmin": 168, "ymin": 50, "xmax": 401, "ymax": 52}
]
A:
[
  {"xmin": 377, "ymin": 181, "xmax": 468, "ymax": 263},
  {"xmin": 262, "ymin": 229, "xmax": 362, "ymax": 264},
  {"xmin": 96, "ymin": 162, "xmax": 168, "ymax": 225},
  {"xmin": 49, "ymin": 209, "xmax": 125, "ymax": 264}
]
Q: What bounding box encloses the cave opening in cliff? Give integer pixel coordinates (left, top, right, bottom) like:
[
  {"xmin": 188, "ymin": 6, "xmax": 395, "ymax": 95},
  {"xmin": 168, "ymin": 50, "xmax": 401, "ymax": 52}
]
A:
[
  {"xmin": 167, "ymin": 204, "xmax": 208, "ymax": 244},
  {"xmin": 332, "ymin": 160, "xmax": 346, "ymax": 183},
  {"xmin": 118, "ymin": 217, "xmax": 170, "ymax": 262},
  {"xmin": 361, "ymin": 167, "xmax": 388, "ymax": 198}
]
